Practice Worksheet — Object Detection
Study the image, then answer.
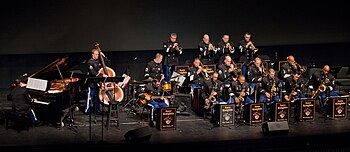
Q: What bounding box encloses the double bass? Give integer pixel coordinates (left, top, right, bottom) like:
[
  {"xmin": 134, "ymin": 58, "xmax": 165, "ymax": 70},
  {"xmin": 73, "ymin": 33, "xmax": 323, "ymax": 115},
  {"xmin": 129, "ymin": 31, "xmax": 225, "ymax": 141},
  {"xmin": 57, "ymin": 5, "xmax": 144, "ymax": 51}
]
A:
[{"xmin": 95, "ymin": 43, "xmax": 124, "ymax": 105}]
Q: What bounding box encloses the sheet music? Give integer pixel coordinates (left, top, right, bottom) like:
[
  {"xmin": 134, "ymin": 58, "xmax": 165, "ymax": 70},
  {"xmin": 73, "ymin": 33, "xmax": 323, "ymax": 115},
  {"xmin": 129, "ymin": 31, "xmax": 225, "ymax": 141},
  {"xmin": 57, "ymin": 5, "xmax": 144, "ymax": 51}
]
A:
[{"xmin": 26, "ymin": 77, "xmax": 48, "ymax": 91}]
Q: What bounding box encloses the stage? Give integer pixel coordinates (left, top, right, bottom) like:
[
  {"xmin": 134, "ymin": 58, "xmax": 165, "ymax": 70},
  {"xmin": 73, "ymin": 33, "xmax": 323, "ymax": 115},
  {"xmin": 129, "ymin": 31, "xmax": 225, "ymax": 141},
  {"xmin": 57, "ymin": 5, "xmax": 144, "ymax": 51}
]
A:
[{"xmin": 1, "ymin": 92, "xmax": 350, "ymax": 152}]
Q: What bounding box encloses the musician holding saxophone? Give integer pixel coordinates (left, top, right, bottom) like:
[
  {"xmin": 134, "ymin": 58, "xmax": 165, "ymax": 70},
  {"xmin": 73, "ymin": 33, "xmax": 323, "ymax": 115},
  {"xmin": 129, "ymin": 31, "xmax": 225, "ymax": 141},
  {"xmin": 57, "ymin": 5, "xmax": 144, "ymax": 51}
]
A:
[
  {"xmin": 309, "ymin": 65, "xmax": 338, "ymax": 116},
  {"xmin": 228, "ymin": 75, "xmax": 254, "ymax": 105},
  {"xmin": 201, "ymin": 72, "xmax": 224, "ymax": 112},
  {"xmin": 259, "ymin": 68, "xmax": 282, "ymax": 120},
  {"xmin": 283, "ymin": 72, "xmax": 306, "ymax": 103},
  {"xmin": 163, "ymin": 33, "xmax": 183, "ymax": 81},
  {"xmin": 239, "ymin": 32, "xmax": 258, "ymax": 77},
  {"xmin": 198, "ymin": 34, "xmax": 217, "ymax": 64}
]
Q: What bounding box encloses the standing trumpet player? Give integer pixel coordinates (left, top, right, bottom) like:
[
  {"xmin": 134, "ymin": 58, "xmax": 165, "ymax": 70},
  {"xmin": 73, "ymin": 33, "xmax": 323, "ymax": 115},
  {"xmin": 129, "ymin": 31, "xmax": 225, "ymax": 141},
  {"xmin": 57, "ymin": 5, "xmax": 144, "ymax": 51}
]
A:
[
  {"xmin": 216, "ymin": 34, "xmax": 235, "ymax": 65},
  {"xmin": 239, "ymin": 32, "xmax": 257, "ymax": 77},
  {"xmin": 163, "ymin": 33, "xmax": 183, "ymax": 81},
  {"xmin": 198, "ymin": 34, "xmax": 216, "ymax": 64}
]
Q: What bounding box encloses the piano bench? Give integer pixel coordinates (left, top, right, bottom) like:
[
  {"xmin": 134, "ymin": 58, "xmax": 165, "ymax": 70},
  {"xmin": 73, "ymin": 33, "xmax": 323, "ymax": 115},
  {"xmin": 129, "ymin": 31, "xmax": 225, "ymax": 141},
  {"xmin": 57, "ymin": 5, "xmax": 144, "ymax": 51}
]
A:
[{"xmin": 4, "ymin": 110, "xmax": 32, "ymax": 133}]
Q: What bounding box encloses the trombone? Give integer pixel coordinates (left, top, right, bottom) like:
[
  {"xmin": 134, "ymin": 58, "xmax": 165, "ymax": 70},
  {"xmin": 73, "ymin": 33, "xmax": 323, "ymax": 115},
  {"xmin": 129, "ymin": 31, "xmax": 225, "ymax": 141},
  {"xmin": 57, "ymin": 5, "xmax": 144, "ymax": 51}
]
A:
[{"xmin": 199, "ymin": 62, "xmax": 210, "ymax": 79}]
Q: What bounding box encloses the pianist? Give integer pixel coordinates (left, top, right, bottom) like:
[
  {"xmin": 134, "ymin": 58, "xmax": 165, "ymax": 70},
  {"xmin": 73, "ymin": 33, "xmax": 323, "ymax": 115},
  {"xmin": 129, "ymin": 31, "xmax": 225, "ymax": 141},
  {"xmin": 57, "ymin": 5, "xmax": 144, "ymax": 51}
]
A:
[
  {"xmin": 84, "ymin": 48, "xmax": 110, "ymax": 114},
  {"xmin": 8, "ymin": 78, "xmax": 39, "ymax": 126}
]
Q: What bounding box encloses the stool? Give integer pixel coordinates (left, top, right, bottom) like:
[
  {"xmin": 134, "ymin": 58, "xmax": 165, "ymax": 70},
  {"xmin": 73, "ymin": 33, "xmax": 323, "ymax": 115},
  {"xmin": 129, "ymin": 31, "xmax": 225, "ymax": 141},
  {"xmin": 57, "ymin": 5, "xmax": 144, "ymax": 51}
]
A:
[
  {"xmin": 106, "ymin": 102, "xmax": 120, "ymax": 130},
  {"xmin": 5, "ymin": 110, "xmax": 31, "ymax": 132}
]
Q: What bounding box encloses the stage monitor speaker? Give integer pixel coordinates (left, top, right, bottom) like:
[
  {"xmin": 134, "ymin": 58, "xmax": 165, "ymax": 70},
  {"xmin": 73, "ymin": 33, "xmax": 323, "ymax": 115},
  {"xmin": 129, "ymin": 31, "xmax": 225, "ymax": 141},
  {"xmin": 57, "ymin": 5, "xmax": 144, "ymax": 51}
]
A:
[
  {"xmin": 173, "ymin": 93, "xmax": 191, "ymax": 115},
  {"xmin": 124, "ymin": 126, "xmax": 152, "ymax": 144},
  {"xmin": 262, "ymin": 121, "xmax": 289, "ymax": 136}
]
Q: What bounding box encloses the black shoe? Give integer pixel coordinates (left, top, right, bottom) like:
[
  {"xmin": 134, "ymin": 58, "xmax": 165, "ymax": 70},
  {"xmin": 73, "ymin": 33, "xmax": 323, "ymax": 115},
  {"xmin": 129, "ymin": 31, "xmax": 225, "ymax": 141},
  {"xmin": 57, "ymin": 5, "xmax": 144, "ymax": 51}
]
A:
[
  {"xmin": 34, "ymin": 120, "xmax": 43, "ymax": 127},
  {"xmin": 149, "ymin": 121, "xmax": 155, "ymax": 127}
]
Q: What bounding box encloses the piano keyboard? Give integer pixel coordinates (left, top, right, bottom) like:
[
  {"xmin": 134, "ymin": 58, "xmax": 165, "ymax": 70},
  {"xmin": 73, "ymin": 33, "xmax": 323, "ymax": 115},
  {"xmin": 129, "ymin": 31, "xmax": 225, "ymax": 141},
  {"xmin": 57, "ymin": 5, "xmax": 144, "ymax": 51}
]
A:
[{"xmin": 32, "ymin": 98, "xmax": 50, "ymax": 105}]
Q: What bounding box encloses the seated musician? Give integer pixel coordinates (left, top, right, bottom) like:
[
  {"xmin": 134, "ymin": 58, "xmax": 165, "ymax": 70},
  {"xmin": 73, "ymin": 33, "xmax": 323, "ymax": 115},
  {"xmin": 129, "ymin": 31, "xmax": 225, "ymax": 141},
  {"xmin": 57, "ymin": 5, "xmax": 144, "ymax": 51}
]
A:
[
  {"xmin": 228, "ymin": 75, "xmax": 254, "ymax": 105},
  {"xmin": 144, "ymin": 53, "xmax": 165, "ymax": 82},
  {"xmin": 283, "ymin": 72, "xmax": 306, "ymax": 103},
  {"xmin": 217, "ymin": 55, "xmax": 239, "ymax": 84},
  {"xmin": 279, "ymin": 55, "xmax": 306, "ymax": 81},
  {"xmin": 259, "ymin": 68, "xmax": 282, "ymax": 119},
  {"xmin": 309, "ymin": 65, "xmax": 339, "ymax": 116},
  {"xmin": 247, "ymin": 57, "xmax": 265, "ymax": 94},
  {"xmin": 198, "ymin": 34, "xmax": 216, "ymax": 64},
  {"xmin": 84, "ymin": 47, "xmax": 109, "ymax": 114},
  {"xmin": 186, "ymin": 58, "xmax": 206, "ymax": 96},
  {"xmin": 136, "ymin": 79, "xmax": 169, "ymax": 127},
  {"xmin": 201, "ymin": 72, "xmax": 224, "ymax": 112},
  {"xmin": 7, "ymin": 78, "xmax": 39, "ymax": 126}
]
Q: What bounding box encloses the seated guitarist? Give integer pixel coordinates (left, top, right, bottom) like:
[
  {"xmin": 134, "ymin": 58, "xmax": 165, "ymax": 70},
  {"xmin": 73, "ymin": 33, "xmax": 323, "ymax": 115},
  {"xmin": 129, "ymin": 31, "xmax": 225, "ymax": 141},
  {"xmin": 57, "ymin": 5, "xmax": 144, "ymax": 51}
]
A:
[{"xmin": 136, "ymin": 79, "xmax": 169, "ymax": 126}]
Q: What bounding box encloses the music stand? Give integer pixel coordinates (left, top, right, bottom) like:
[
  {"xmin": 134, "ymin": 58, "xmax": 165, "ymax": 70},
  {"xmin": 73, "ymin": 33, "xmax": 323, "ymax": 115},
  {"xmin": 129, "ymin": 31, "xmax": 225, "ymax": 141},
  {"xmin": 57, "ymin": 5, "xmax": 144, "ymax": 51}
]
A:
[{"xmin": 85, "ymin": 76, "xmax": 124, "ymax": 144}]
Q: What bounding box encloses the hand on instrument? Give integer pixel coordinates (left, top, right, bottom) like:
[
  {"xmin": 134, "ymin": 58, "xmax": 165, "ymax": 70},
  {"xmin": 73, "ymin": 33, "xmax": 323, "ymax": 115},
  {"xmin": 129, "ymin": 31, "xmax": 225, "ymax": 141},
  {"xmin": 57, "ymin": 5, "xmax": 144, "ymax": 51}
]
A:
[
  {"xmin": 265, "ymin": 92, "xmax": 271, "ymax": 98},
  {"xmin": 145, "ymin": 96, "xmax": 151, "ymax": 101}
]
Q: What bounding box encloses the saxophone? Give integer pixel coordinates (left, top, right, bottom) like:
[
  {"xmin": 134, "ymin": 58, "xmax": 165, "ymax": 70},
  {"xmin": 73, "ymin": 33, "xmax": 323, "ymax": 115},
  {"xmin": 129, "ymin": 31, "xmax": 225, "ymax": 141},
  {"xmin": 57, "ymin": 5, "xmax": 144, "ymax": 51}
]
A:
[
  {"xmin": 268, "ymin": 79, "xmax": 277, "ymax": 101},
  {"xmin": 208, "ymin": 82, "xmax": 217, "ymax": 102},
  {"xmin": 238, "ymin": 88, "xmax": 245, "ymax": 103},
  {"xmin": 311, "ymin": 78, "xmax": 329, "ymax": 99}
]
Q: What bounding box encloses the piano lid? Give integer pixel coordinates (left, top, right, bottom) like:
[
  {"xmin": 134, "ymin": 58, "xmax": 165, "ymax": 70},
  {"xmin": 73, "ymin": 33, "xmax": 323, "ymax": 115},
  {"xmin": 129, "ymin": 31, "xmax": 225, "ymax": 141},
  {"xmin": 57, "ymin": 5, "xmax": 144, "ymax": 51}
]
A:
[{"xmin": 29, "ymin": 57, "xmax": 76, "ymax": 81}]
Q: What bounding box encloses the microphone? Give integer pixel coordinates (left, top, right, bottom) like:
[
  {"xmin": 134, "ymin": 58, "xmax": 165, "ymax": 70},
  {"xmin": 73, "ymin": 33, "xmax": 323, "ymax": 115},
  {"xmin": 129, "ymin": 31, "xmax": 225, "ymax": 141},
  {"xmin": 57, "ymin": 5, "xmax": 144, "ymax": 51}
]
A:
[{"xmin": 21, "ymin": 73, "xmax": 27, "ymax": 77}]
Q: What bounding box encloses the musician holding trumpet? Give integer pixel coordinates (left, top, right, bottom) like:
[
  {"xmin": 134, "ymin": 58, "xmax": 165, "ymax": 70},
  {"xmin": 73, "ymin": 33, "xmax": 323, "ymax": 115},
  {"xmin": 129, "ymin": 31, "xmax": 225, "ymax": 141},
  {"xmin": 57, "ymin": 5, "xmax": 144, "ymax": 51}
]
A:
[
  {"xmin": 163, "ymin": 33, "xmax": 183, "ymax": 81},
  {"xmin": 198, "ymin": 34, "xmax": 217, "ymax": 64},
  {"xmin": 216, "ymin": 34, "xmax": 235, "ymax": 65},
  {"xmin": 239, "ymin": 32, "xmax": 258, "ymax": 77}
]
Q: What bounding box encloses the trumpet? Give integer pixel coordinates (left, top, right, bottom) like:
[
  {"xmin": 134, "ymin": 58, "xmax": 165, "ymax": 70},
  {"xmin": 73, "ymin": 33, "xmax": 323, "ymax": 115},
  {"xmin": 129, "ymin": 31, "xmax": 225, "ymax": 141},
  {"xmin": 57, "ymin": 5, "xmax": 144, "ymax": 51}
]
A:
[
  {"xmin": 208, "ymin": 43, "xmax": 217, "ymax": 52},
  {"xmin": 248, "ymin": 41, "xmax": 258, "ymax": 53},
  {"xmin": 173, "ymin": 43, "xmax": 182, "ymax": 55},
  {"xmin": 225, "ymin": 42, "xmax": 234, "ymax": 52}
]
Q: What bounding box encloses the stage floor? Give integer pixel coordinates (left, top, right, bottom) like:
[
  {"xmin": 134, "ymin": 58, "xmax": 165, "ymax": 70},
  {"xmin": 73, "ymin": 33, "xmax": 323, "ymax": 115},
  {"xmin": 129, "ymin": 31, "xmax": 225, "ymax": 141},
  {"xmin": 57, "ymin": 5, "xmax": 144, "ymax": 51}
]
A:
[{"xmin": 1, "ymin": 94, "xmax": 350, "ymax": 152}]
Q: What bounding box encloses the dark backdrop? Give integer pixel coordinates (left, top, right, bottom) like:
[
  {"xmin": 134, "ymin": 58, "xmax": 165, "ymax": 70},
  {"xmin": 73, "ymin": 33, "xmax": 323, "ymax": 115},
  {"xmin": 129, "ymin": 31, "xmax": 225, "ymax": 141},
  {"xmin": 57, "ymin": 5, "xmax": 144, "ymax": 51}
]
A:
[{"xmin": 1, "ymin": 0, "xmax": 349, "ymax": 54}]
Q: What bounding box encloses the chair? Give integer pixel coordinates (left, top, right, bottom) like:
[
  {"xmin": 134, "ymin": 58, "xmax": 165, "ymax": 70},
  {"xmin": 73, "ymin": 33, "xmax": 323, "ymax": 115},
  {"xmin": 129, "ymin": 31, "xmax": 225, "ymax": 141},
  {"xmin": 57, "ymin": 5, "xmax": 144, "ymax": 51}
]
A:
[{"xmin": 5, "ymin": 110, "xmax": 32, "ymax": 132}]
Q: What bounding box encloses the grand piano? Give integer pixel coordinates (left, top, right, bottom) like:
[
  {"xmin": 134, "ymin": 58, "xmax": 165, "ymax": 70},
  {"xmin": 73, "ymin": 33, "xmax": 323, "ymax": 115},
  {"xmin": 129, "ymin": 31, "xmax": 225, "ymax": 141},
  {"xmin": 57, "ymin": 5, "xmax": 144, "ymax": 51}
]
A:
[{"xmin": 26, "ymin": 57, "xmax": 86, "ymax": 127}]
